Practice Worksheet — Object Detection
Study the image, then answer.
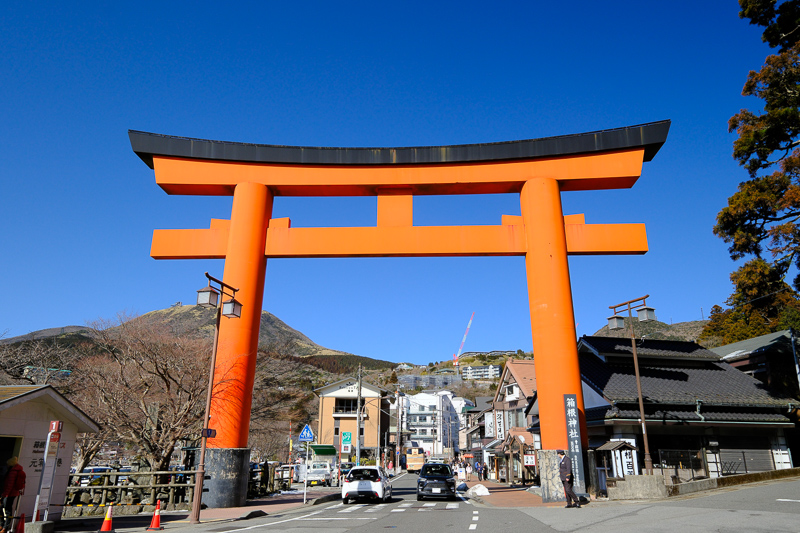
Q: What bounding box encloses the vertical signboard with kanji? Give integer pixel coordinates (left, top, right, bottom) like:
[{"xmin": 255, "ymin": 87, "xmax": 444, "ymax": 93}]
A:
[
  {"xmin": 494, "ymin": 410, "xmax": 505, "ymax": 440},
  {"xmin": 563, "ymin": 395, "xmax": 585, "ymax": 494},
  {"xmin": 34, "ymin": 420, "xmax": 63, "ymax": 521}
]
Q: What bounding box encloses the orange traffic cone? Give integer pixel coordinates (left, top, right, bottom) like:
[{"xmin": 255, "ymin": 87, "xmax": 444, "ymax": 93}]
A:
[
  {"xmin": 97, "ymin": 505, "xmax": 115, "ymax": 533},
  {"xmin": 13, "ymin": 513, "xmax": 24, "ymax": 533},
  {"xmin": 146, "ymin": 501, "xmax": 164, "ymax": 531}
]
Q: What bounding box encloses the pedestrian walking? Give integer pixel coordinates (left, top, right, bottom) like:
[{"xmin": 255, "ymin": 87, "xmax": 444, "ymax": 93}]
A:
[
  {"xmin": 0, "ymin": 456, "xmax": 25, "ymax": 533},
  {"xmin": 465, "ymin": 462, "xmax": 472, "ymax": 481},
  {"xmin": 481, "ymin": 462, "xmax": 488, "ymax": 481},
  {"xmin": 557, "ymin": 450, "xmax": 580, "ymax": 508}
]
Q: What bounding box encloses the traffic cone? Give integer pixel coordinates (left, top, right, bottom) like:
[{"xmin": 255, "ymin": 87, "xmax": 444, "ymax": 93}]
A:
[
  {"xmin": 13, "ymin": 513, "xmax": 24, "ymax": 533},
  {"xmin": 97, "ymin": 505, "xmax": 115, "ymax": 533},
  {"xmin": 146, "ymin": 501, "xmax": 164, "ymax": 531}
]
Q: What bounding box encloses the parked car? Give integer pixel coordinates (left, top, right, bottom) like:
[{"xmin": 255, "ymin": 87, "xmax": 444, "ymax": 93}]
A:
[
  {"xmin": 338, "ymin": 462, "xmax": 355, "ymax": 477},
  {"xmin": 306, "ymin": 467, "xmax": 332, "ymax": 486},
  {"xmin": 274, "ymin": 465, "xmax": 294, "ymax": 489},
  {"xmin": 416, "ymin": 462, "xmax": 457, "ymax": 501},
  {"xmin": 292, "ymin": 464, "xmax": 308, "ymax": 483},
  {"xmin": 341, "ymin": 466, "xmax": 392, "ymax": 504},
  {"xmin": 77, "ymin": 466, "xmax": 112, "ymax": 487}
]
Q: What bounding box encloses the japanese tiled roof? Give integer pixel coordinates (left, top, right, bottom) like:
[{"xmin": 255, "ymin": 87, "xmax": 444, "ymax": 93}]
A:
[
  {"xmin": 578, "ymin": 338, "xmax": 795, "ymax": 408},
  {"xmin": 584, "ymin": 405, "xmax": 792, "ymax": 425},
  {"xmin": 579, "ymin": 335, "xmax": 720, "ymax": 360},
  {"xmin": 469, "ymin": 396, "xmax": 494, "ymax": 412}
]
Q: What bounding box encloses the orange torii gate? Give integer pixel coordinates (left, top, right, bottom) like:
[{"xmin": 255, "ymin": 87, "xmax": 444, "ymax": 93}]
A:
[{"xmin": 130, "ymin": 120, "xmax": 669, "ymax": 505}]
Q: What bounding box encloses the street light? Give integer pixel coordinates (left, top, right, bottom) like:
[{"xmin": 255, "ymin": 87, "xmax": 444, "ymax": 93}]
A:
[
  {"xmin": 190, "ymin": 272, "xmax": 241, "ymax": 524},
  {"xmin": 608, "ymin": 295, "xmax": 655, "ymax": 475}
]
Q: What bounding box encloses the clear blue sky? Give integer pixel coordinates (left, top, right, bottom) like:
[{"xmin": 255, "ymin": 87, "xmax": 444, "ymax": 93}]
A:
[{"xmin": 0, "ymin": 2, "xmax": 770, "ymax": 364}]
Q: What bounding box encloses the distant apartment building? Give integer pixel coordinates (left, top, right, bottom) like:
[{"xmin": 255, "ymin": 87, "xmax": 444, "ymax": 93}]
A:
[
  {"xmin": 460, "ymin": 364, "xmax": 501, "ymax": 380},
  {"xmin": 397, "ymin": 373, "xmax": 462, "ymax": 390}
]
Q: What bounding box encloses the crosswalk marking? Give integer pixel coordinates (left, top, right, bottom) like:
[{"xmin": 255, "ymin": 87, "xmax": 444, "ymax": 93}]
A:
[
  {"xmin": 364, "ymin": 504, "xmax": 387, "ymax": 513},
  {"xmin": 334, "ymin": 500, "xmax": 461, "ymax": 514},
  {"xmin": 338, "ymin": 504, "xmax": 366, "ymax": 513}
]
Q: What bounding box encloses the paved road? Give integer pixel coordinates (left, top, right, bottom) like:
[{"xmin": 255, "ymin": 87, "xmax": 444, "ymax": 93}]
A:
[
  {"xmin": 517, "ymin": 477, "xmax": 800, "ymax": 533},
  {"xmin": 52, "ymin": 474, "xmax": 800, "ymax": 532},
  {"xmin": 195, "ymin": 473, "xmax": 525, "ymax": 533}
]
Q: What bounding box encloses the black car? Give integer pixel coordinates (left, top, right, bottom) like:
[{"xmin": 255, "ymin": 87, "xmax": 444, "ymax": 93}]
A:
[{"xmin": 416, "ymin": 463, "xmax": 457, "ymax": 501}]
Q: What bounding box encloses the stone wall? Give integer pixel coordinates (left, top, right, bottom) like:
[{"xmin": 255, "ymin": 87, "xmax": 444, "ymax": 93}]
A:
[{"xmin": 607, "ymin": 475, "xmax": 668, "ymax": 500}]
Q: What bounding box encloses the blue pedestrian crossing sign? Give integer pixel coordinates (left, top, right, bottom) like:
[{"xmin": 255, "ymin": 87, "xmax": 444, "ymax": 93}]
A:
[{"xmin": 298, "ymin": 424, "xmax": 314, "ymax": 442}]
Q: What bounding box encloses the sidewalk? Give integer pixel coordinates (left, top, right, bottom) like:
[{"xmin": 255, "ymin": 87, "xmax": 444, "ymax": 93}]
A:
[
  {"xmin": 194, "ymin": 488, "xmax": 341, "ymax": 522},
  {"xmin": 463, "ymin": 479, "xmax": 563, "ymax": 508},
  {"xmin": 54, "ymin": 487, "xmax": 342, "ymax": 532}
]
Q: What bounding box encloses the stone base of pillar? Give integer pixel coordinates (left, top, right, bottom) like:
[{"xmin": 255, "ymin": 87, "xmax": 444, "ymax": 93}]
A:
[
  {"xmin": 205, "ymin": 448, "xmax": 251, "ymax": 508},
  {"xmin": 538, "ymin": 449, "xmax": 590, "ymax": 503},
  {"xmin": 538, "ymin": 450, "xmax": 565, "ymax": 503}
]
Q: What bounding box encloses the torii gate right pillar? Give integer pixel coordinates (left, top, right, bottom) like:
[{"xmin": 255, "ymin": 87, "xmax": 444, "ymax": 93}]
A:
[{"xmin": 521, "ymin": 178, "xmax": 585, "ymax": 451}]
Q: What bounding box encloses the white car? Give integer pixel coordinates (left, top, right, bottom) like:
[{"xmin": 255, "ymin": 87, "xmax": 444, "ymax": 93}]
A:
[{"xmin": 341, "ymin": 466, "xmax": 392, "ymax": 503}]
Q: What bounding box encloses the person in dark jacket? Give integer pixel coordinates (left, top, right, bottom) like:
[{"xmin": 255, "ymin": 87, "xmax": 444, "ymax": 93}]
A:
[
  {"xmin": 0, "ymin": 456, "xmax": 25, "ymax": 533},
  {"xmin": 557, "ymin": 450, "xmax": 580, "ymax": 508}
]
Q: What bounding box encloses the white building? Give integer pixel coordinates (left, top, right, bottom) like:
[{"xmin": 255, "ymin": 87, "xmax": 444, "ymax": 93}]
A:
[
  {"xmin": 461, "ymin": 364, "xmax": 501, "ymax": 380},
  {"xmin": 402, "ymin": 391, "xmax": 460, "ymax": 457},
  {"xmin": 0, "ymin": 385, "xmax": 99, "ymax": 523},
  {"xmin": 450, "ymin": 396, "xmax": 476, "ymax": 429}
]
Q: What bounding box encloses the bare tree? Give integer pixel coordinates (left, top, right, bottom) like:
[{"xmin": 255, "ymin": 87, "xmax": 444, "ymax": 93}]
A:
[
  {"xmin": 74, "ymin": 314, "xmax": 211, "ymax": 472},
  {"xmin": 0, "ymin": 336, "xmax": 82, "ymax": 385}
]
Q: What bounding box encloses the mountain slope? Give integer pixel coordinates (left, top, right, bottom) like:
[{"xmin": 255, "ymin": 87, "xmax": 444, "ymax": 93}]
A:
[{"xmin": 591, "ymin": 319, "xmax": 708, "ymax": 342}]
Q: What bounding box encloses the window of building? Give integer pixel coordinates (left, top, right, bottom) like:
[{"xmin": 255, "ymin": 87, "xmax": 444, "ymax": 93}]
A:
[{"xmin": 334, "ymin": 398, "xmax": 364, "ymax": 414}]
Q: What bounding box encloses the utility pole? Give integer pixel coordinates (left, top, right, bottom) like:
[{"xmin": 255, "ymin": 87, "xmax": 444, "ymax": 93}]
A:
[
  {"xmin": 395, "ymin": 389, "xmax": 401, "ymax": 474},
  {"xmin": 356, "ymin": 364, "xmax": 363, "ymax": 465}
]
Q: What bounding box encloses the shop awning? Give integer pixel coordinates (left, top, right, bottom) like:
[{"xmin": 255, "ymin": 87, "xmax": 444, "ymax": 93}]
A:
[{"xmin": 309, "ymin": 444, "xmax": 338, "ymax": 455}]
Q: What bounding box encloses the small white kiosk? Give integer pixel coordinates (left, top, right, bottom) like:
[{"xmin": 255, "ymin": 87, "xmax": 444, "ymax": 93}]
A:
[{"xmin": 0, "ymin": 385, "xmax": 99, "ymax": 523}]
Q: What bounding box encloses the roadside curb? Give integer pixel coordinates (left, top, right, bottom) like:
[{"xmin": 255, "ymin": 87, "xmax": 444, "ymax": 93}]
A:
[{"xmin": 311, "ymin": 493, "xmax": 341, "ymax": 505}]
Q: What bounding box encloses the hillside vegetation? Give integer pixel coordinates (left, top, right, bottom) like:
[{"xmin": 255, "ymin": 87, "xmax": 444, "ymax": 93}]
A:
[{"xmin": 591, "ymin": 319, "xmax": 709, "ymax": 343}]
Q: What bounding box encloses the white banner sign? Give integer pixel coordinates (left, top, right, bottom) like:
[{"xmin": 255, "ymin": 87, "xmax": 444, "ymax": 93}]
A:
[{"xmin": 495, "ymin": 410, "xmax": 505, "ymax": 440}]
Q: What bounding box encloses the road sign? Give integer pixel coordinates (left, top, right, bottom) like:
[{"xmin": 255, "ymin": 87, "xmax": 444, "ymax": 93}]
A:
[
  {"xmin": 298, "ymin": 424, "xmax": 314, "ymax": 442},
  {"xmin": 341, "ymin": 444, "xmax": 351, "ymax": 453},
  {"xmin": 342, "ymin": 432, "xmax": 352, "ymax": 445}
]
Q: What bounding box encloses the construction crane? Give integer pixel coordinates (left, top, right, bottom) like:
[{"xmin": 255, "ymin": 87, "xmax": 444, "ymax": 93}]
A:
[{"xmin": 452, "ymin": 312, "xmax": 475, "ymax": 366}]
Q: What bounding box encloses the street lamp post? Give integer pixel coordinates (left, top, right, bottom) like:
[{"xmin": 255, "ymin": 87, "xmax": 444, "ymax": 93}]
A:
[
  {"xmin": 190, "ymin": 272, "xmax": 241, "ymax": 524},
  {"xmin": 608, "ymin": 295, "xmax": 656, "ymax": 475}
]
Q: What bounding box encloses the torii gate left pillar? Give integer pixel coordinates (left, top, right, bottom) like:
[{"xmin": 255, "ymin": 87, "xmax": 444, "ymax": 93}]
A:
[{"xmin": 130, "ymin": 120, "xmax": 669, "ymax": 507}]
